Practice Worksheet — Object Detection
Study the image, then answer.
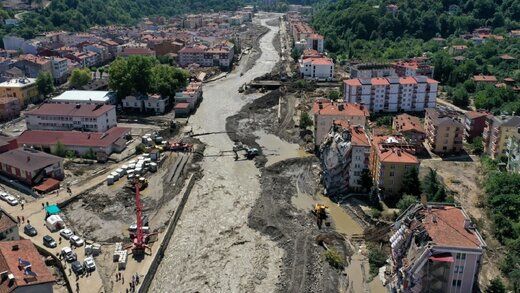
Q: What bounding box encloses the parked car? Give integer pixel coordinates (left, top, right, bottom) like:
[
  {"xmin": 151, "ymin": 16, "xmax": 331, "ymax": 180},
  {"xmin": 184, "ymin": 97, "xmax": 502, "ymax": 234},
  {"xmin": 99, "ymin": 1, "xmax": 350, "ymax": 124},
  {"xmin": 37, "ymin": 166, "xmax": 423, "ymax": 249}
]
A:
[
  {"xmin": 71, "ymin": 261, "xmax": 84, "ymax": 275},
  {"xmin": 43, "ymin": 235, "xmax": 57, "ymax": 248},
  {"xmin": 23, "ymin": 224, "xmax": 37, "ymax": 237},
  {"xmin": 70, "ymin": 235, "xmax": 84, "ymax": 247},
  {"xmin": 61, "ymin": 247, "xmax": 77, "ymax": 262},
  {"xmin": 59, "ymin": 228, "xmax": 74, "ymax": 239},
  {"xmin": 0, "ymin": 192, "xmax": 8, "ymax": 201},
  {"xmin": 5, "ymin": 195, "xmax": 18, "ymax": 206},
  {"xmin": 83, "ymin": 257, "xmax": 96, "ymax": 272}
]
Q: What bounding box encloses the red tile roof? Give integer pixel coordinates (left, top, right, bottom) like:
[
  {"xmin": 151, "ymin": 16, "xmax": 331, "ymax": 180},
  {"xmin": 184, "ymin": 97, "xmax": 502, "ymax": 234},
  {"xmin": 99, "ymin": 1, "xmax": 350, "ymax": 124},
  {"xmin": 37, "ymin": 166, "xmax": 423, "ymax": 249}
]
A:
[
  {"xmin": 350, "ymin": 125, "xmax": 370, "ymax": 146},
  {"xmin": 26, "ymin": 103, "xmax": 115, "ymax": 118},
  {"xmin": 0, "ymin": 209, "xmax": 17, "ymax": 233},
  {"xmin": 372, "ymin": 78, "xmax": 389, "ymax": 86},
  {"xmin": 393, "ymin": 114, "xmax": 425, "ymax": 134},
  {"xmin": 378, "ymin": 147, "xmax": 419, "ymax": 164},
  {"xmin": 302, "ymin": 57, "xmax": 333, "ymax": 66},
  {"xmin": 473, "ymin": 75, "xmax": 497, "ymax": 82},
  {"xmin": 0, "ymin": 240, "xmax": 55, "ymax": 292},
  {"xmin": 399, "ymin": 76, "xmax": 417, "ymax": 84},
  {"xmin": 17, "ymin": 127, "xmax": 130, "ymax": 149},
  {"xmin": 343, "ymin": 79, "xmax": 361, "ymax": 86},
  {"xmin": 465, "ymin": 111, "xmax": 489, "ymax": 120},
  {"xmin": 0, "ymin": 148, "xmax": 62, "ymax": 172},
  {"xmin": 312, "ymin": 99, "xmax": 369, "ymax": 117},
  {"xmin": 421, "ymin": 206, "xmax": 482, "ymax": 248}
]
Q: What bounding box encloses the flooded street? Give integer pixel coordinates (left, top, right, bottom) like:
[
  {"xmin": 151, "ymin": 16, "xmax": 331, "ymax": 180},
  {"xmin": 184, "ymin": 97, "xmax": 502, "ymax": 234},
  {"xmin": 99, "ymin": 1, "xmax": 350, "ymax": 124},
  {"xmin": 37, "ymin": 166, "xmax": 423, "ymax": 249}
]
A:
[{"xmin": 150, "ymin": 14, "xmax": 284, "ymax": 292}]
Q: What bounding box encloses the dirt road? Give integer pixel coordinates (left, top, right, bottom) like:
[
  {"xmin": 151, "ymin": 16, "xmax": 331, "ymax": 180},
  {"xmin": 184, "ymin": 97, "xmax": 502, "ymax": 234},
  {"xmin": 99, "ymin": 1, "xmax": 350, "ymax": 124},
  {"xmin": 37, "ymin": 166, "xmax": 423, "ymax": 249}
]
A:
[{"xmin": 150, "ymin": 13, "xmax": 285, "ymax": 292}]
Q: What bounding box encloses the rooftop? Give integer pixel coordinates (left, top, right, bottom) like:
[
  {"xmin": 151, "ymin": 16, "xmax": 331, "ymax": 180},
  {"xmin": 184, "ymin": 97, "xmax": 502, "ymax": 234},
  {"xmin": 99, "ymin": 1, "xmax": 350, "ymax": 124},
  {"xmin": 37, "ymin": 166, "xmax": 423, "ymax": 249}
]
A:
[
  {"xmin": 378, "ymin": 147, "xmax": 419, "ymax": 164},
  {"xmin": 0, "ymin": 209, "xmax": 17, "ymax": 233},
  {"xmin": 394, "ymin": 113, "xmax": 425, "ymax": 134},
  {"xmin": 0, "ymin": 78, "xmax": 36, "ymax": 88},
  {"xmin": 17, "ymin": 127, "xmax": 130, "ymax": 149},
  {"xmin": 26, "ymin": 103, "xmax": 115, "ymax": 117},
  {"xmin": 0, "ymin": 239, "xmax": 55, "ymax": 292},
  {"xmin": 0, "ymin": 148, "xmax": 63, "ymax": 172},
  {"xmin": 51, "ymin": 90, "xmax": 112, "ymax": 103},
  {"xmin": 313, "ymin": 98, "xmax": 369, "ymax": 117}
]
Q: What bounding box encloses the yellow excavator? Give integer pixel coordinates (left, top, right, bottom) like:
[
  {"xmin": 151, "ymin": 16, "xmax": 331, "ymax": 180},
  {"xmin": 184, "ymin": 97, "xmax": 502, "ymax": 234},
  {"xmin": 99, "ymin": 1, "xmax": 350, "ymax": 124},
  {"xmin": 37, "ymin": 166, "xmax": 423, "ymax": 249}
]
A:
[{"xmin": 312, "ymin": 203, "xmax": 328, "ymax": 229}]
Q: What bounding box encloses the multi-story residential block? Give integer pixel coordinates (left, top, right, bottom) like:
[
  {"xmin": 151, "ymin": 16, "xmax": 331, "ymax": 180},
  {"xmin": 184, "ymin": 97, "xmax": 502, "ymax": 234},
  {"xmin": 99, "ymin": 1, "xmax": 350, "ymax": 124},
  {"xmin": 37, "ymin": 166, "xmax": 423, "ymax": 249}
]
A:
[
  {"xmin": 174, "ymin": 81, "xmax": 203, "ymax": 110},
  {"xmin": 83, "ymin": 44, "xmax": 111, "ymax": 62},
  {"xmin": 320, "ymin": 121, "xmax": 370, "ymax": 195},
  {"xmin": 122, "ymin": 94, "xmax": 169, "ymax": 114},
  {"xmin": 299, "ymin": 57, "xmax": 334, "ymax": 81},
  {"xmin": 483, "ymin": 115, "xmax": 520, "ymax": 159},
  {"xmin": 312, "ymin": 98, "xmax": 369, "ymax": 146},
  {"xmin": 50, "ymin": 57, "xmax": 69, "ymax": 83},
  {"xmin": 25, "ymin": 103, "xmax": 117, "ymax": 132},
  {"xmin": 0, "ymin": 209, "xmax": 19, "ymax": 241},
  {"xmin": 178, "ymin": 44, "xmax": 234, "ymax": 69},
  {"xmin": 0, "ymin": 239, "xmax": 56, "ymax": 292},
  {"xmin": 393, "ymin": 113, "xmax": 426, "ymax": 143},
  {"xmin": 0, "ymin": 147, "xmax": 64, "ymax": 185},
  {"xmin": 13, "ymin": 54, "xmax": 52, "ymax": 78},
  {"xmin": 0, "ymin": 78, "xmax": 38, "ymax": 106},
  {"xmin": 119, "ymin": 46, "xmax": 156, "ymax": 58},
  {"xmin": 0, "ymin": 96, "xmax": 21, "ymax": 121},
  {"xmin": 463, "ymin": 110, "xmax": 489, "ymax": 141},
  {"xmin": 425, "ymin": 108, "xmax": 464, "ymax": 154},
  {"xmin": 506, "ymin": 137, "xmax": 520, "ymax": 173},
  {"xmin": 306, "ymin": 33, "xmax": 324, "ymax": 52},
  {"xmin": 349, "ymin": 63, "xmax": 396, "ymax": 79},
  {"xmin": 389, "ymin": 203, "xmax": 486, "ymax": 293},
  {"xmin": 343, "ymin": 76, "xmax": 438, "ymax": 113},
  {"xmin": 369, "ymin": 135, "xmax": 420, "ymax": 196},
  {"xmin": 392, "ymin": 59, "xmax": 434, "ymax": 78}
]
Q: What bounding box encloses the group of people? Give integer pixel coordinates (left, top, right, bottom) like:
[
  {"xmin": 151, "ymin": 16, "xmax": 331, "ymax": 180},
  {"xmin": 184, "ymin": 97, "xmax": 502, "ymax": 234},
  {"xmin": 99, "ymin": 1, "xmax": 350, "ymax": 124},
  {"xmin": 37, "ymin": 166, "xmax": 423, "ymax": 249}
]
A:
[{"xmin": 116, "ymin": 272, "xmax": 141, "ymax": 293}]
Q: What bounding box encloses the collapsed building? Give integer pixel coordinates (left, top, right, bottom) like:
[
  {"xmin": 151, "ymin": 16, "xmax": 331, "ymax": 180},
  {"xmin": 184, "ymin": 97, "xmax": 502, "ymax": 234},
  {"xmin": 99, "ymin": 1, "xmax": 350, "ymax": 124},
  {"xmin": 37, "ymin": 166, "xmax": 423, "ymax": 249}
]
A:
[
  {"xmin": 320, "ymin": 121, "xmax": 370, "ymax": 195},
  {"xmin": 388, "ymin": 203, "xmax": 486, "ymax": 293}
]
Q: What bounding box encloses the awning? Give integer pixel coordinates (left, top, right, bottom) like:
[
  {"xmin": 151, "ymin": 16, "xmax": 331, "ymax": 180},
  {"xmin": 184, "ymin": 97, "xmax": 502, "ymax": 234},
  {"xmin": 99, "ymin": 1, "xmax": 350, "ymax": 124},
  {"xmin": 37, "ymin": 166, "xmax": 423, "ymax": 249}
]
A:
[
  {"xmin": 429, "ymin": 254, "xmax": 454, "ymax": 263},
  {"xmin": 45, "ymin": 205, "xmax": 61, "ymax": 215},
  {"xmin": 34, "ymin": 178, "xmax": 60, "ymax": 193}
]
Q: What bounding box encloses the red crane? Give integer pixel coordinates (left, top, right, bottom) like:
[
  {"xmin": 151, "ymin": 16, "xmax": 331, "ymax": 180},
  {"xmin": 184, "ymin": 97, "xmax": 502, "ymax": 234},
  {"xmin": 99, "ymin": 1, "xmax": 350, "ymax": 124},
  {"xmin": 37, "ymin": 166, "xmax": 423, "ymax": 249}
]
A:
[{"xmin": 132, "ymin": 183, "xmax": 146, "ymax": 256}]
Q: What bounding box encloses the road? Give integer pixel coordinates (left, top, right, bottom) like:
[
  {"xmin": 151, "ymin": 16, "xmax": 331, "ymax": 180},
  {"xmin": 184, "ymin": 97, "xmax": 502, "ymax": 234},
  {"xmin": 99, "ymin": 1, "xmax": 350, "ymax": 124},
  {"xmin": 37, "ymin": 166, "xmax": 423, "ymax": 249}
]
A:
[{"xmin": 150, "ymin": 13, "xmax": 284, "ymax": 292}]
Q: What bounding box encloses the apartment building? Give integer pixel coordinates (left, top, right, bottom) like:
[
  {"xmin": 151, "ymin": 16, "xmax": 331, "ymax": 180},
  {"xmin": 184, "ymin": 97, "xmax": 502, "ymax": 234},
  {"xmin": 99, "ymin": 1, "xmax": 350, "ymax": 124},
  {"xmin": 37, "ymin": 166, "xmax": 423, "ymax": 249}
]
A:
[
  {"xmin": 50, "ymin": 57, "xmax": 69, "ymax": 83},
  {"xmin": 349, "ymin": 63, "xmax": 396, "ymax": 79},
  {"xmin": 463, "ymin": 110, "xmax": 489, "ymax": 141},
  {"xmin": 483, "ymin": 115, "xmax": 520, "ymax": 159},
  {"xmin": 0, "ymin": 96, "xmax": 21, "ymax": 121},
  {"xmin": 178, "ymin": 44, "xmax": 234, "ymax": 69},
  {"xmin": 0, "ymin": 209, "xmax": 19, "ymax": 241},
  {"xmin": 312, "ymin": 98, "xmax": 369, "ymax": 146},
  {"xmin": 389, "ymin": 204, "xmax": 486, "ymax": 293},
  {"xmin": 299, "ymin": 57, "xmax": 334, "ymax": 81},
  {"xmin": 392, "ymin": 59, "xmax": 434, "ymax": 78},
  {"xmin": 13, "ymin": 54, "xmax": 52, "ymax": 78},
  {"xmin": 306, "ymin": 33, "xmax": 325, "ymax": 53},
  {"xmin": 370, "ymin": 135, "xmax": 420, "ymax": 196},
  {"xmin": 25, "ymin": 103, "xmax": 117, "ymax": 132},
  {"xmin": 0, "ymin": 78, "xmax": 38, "ymax": 105},
  {"xmin": 343, "ymin": 76, "xmax": 438, "ymax": 113},
  {"xmin": 174, "ymin": 81, "xmax": 203, "ymax": 110},
  {"xmin": 506, "ymin": 137, "xmax": 520, "ymax": 173},
  {"xmin": 320, "ymin": 121, "xmax": 370, "ymax": 195},
  {"xmin": 425, "ymin": 108, "xmax": 464, "ymax": 154},
  {"xmin": 393, "ymin": 113, "xmax": 426, "ymax": 143}
]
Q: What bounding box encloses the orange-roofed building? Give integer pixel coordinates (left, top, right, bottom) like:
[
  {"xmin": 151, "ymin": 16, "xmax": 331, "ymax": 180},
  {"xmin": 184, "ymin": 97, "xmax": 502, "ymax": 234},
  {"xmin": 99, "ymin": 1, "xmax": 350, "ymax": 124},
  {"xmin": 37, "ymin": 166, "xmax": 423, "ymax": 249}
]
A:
[
  {"xmin": 312, "ymin": 98, "xmax": 369, "ymax": 146},
  {"xmin": 472, "ymin": 75, "xmax": 497, "ymax": 84},
  {"xmin": 393, "ymin": 113, "xmax": 426, "ymax": 143},
  {"xmin": 389, "ymin": 204, "xmax": 486, "ymax": 293},
  {"xmin": 369, "ymin": 135, "xmax": 420, "ymax": 196},
  {"xmin": 0, "ymin": 239, "xmax": 56, "ymax": 293},
  {"xmin": 299, "ymin": 57, "xmax": 334, "ymax": 81}
]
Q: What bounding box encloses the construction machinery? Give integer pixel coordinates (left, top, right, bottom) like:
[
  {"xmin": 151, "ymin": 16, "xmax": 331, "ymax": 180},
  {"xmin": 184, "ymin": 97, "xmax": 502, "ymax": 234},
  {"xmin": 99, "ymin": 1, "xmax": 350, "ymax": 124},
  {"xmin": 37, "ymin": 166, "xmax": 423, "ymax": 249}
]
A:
[
  {"xmin": 233, "ymin": 142, "xmax": 259, "ymax": 160},
  {"xmin": 312, "ymin": 203, "xmax": 328, "ymax": 229},
  {"xmin": 126, "ymin": 177, "xmax": 148, "ymax": 191},
  {"xmin": 128, "ymin": 181, "xmax": 156, "ymax": 257}
]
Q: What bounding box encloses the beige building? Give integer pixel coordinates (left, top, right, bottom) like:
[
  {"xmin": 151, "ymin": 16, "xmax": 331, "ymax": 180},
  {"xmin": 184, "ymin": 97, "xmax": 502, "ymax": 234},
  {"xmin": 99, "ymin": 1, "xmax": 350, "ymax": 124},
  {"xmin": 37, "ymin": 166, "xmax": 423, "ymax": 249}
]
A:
[
  {"xmin": 425, "ymin": 108, "xmax": 463, "ymax": 154},
  {"xmin": 483, "ymin": 115, "xmax": 520, "ymax": 159},
  {"xmin": 312, "ymin": 98, "xmax": 369, "ymax": 146},
  {"xmin": 0, "ymin": 78, "xmax": 38, "ymax": 105}
]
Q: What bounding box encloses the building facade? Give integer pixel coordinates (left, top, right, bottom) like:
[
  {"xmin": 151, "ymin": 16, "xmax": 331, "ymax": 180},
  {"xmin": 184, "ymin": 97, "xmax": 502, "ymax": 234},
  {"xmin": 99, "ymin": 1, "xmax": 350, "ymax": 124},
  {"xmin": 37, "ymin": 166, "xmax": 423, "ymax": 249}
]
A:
[
  {"xmin": 0, "ymin": 78, "xmax": 38, "ymax": 106},
  {"xmin": 393, "ymin": 113, "xmax": 426, "ymax": 143},
  {"xmin": 0, "ymin": 209, "xmax": 19, "ymax": 241},
  {"xmin": 464, "ymin": 111, "xmax": 489, "ymax": 141},
  {"xmin": 299, "ymin": 57, "xmax": 334, "ymax": 81},
  {"xmin": 0, "ymin": 148, "xmax": 63, "ymax": 185},
  {"xmin": 425, "ymin": 108, "xmax": 464, "ymax": 154},
  {"xmin": 506, "ymin": 137, "xmax": 520, "ymax": 173},
  {"xmin": 25, "ymin": 103, "xmax": 117, "ymax": 132},
  {"xmin": 483, "ymin": 115, "xmax": 520, "ymax": 159},
  {"xmin": 343, "ymin": 76, "xmax": 438, "ymax": 113}
]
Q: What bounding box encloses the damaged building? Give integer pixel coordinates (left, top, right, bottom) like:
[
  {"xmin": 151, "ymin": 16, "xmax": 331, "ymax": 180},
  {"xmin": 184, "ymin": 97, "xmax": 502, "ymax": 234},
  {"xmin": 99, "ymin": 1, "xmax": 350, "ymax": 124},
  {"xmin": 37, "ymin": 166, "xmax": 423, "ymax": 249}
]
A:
[
  {"xmin": 388, "ymin": 203, "xmax": 486, "ymax": 293},
  {"xmin": 320, "ymin": 121, "xmax": 370, "ymax": 195}
]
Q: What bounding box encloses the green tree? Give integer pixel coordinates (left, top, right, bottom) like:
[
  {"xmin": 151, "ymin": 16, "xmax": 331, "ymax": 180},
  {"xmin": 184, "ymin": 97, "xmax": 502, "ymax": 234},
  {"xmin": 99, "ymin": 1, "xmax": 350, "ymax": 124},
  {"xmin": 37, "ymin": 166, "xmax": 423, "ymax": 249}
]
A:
[
  {"xmin": 109, "ymin": 56, "xmax": 156, "ymax": 98},
  {"xmin": 328, "ymin": 90, "xmax": 340, "ymax": 101},
  {"xmin": 422, "ymin": 168, "xmax": 440, "ymax": 200},
  {"xmin": 69, "ymin": 68, "xmax": 92, "ymax": 88},
  {"xmin": 300, "ymin": 112, "xmax": 313, "ymax": 129},
  {"xmin": 452, "ymin": 86, "xmax": 469, "ymax": 108},
  {"xmin": 53, "ymin": 141, "xmax": 67, "ymax": 157},
  {"xmin": 360, "ymin": 169, "xmax": 373, "ymax": 192},
  {"xmin": 397, "ymin": 194, "xmax": 417, "ymax": 212},
  {"xmin": 400, "ymin": 167, "xmax": 421, "ymax": 196},
  {"xmin": 36, "ymin": 72, "xmax": 54, "ymax": 98},
  {"xmin": 150, "ymin": 65, "xmax": 188, "ymax": 98},
  {"xmin": 485, "ymin": 277, "xmax": 506, "ymax": 293},
  {"xmin": 291, "ymin": 47, "xmax": 302, "ymax": 61},
  {"xmin": 470, "ymin": 137, "xmax": 484, "ymax": 155}
]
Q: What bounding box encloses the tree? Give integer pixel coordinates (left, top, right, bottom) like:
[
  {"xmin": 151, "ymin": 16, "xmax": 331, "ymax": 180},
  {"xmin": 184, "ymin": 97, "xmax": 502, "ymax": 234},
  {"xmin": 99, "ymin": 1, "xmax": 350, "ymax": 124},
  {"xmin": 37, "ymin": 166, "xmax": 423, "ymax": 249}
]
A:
[
  {"xmin": 36, "ymin": 72, "xmax": 54, "ymax": 98},
  {"xmin": 53, "ymin": 141, "xmax": 67, "ymax": 157},
  {"xmin": 422, "ymin": 168, "xmax": 441, "ymax": 200},
  {"xmin": 328, "ymin": 90, "xmax": 340, "ymax": 101},
  {"xmin": 109, "ymin": 56, "xmax": 156, "ymax": 98},
  {"xmin": 452, "ymin": 86, "xmax": 469, "ymax": 108},
  {"xmin": 485, "ymin": 277, "xmax": 506, "ymax": 293},
  {"xmin": 300, "ymin": 112, "xmax": 313, "ymax": 129},
  {"xmin": 397, "ymin": 194, "xmax": 417, "ymax": 212},
  {"xmin": 400, "ymin": 167, "xmax": 421, "ymax": 196},
  {"xmin": 470, "ymin": 137, "xmax": 484, "ymax": 155},
  {"xmin": 291, "ymin": 47, "xmax": 302, "ymax": 62},
  {"xmin": 150, "ymin": 65, "xmax": 188, "ymax": 98},
  {"xmin": 69, "ymin": 68, "xmax": 92, "ymax": 88},
  {"xmin": 360, "ymin": 169, "xmax": 373, "ymax": 192}
]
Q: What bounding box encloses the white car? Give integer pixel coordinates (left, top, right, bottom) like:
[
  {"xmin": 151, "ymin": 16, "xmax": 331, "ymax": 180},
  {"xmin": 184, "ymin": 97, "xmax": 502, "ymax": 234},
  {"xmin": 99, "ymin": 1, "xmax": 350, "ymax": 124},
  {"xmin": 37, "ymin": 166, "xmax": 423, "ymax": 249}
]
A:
[
  {"xmin": 5, "ymin": 195, "xmax": 18, "ymax": 206},
  {"xmin": 70, "ymin": 235, "xmax": 84, "ymax": 247},
  {"xmin": 59, "ymin": 228, "xmax": 74, "ymax": 239},
  {"xmin": 83, "ymin": 257, "xmax": 96, "ymax": 271},
  {"xmin": 0, "ymin": 192, "xmax": 8, "ymax": 200}
]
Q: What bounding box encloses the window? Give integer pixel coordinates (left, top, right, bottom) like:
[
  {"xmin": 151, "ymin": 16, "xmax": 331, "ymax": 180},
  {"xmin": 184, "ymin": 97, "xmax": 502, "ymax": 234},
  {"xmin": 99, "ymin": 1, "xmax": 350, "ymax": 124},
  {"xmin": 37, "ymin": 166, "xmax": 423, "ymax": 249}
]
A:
[
  {"xmin": 452, "ymin": 280, "xmax": 462, "ymax": 287},
  {"xmin": 389, "ymin": 171, "xmax": 395, "ymax": 177},
  {"xmin": 454, "ymin": 266, "xmax": 464, "ymax": 273},
  {"xmin": 456, "ymin": 253, "xmax": 466, "ymax": 260}
]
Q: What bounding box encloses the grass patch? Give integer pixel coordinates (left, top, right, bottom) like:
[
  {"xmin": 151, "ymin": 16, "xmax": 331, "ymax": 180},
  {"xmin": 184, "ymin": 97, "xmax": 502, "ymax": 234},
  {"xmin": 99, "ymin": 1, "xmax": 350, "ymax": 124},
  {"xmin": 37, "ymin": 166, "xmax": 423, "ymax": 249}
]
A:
[{"xmin": 323, "ymin": 248, "xmax": 345, "ymax": 269}]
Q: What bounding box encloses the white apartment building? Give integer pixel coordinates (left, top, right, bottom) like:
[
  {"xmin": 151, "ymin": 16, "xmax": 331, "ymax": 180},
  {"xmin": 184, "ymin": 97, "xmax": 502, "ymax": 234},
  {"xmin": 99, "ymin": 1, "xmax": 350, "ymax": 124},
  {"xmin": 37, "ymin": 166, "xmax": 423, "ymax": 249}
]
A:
[
  {"xmin": 25, "ymin": 103, "xmax": 117, "ymax": 132},
  {"xmin": 50, "ymin": 57, "xmax": 69, "ymax": 83},
  {"xmin": 343, "ymin": 76, "xmax": 438, "ymax": 113},
  {"xmin": 299, "ymin": 57, "xmax": 334, "ymax": 81},
  {"xmin": 122, "ymin": 94, "xmax": 169, "ymax": 114},
  {"xmin": 348, "ymin": 126, "xmax": 371, "ymax": 189},
  {"xmin": 306, "ymin": 33, "xmax": 325, "ymax": 52}
]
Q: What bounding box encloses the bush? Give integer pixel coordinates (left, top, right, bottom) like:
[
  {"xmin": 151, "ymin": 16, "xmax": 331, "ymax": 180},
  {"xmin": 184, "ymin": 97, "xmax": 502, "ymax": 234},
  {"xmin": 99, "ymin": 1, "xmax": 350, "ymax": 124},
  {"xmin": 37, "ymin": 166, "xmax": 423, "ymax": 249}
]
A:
[
  {"xmin": 367, "ymin": 243, "xmax": 387, "ymax": 278},
  {"xmin": 370, "ymin": 208, "xmax": 382, "ymax": 219},
  {"xmin": 397, "ymin": 194, "xmax": 417, "ymax": 212},
  {"xmin": 485, "ymin": 277, "xmax": 506, "ymax": 293},
  {"xmin": 300, "ymin": 112, "xmax": 313, "ymax": 129},
  {"xmin": 323, "ymin": 248, "xmax": 345, "ymax": 269},
  {"xmin": 135, "ymin": 143, "xmax": 146, "ymax": 154}
]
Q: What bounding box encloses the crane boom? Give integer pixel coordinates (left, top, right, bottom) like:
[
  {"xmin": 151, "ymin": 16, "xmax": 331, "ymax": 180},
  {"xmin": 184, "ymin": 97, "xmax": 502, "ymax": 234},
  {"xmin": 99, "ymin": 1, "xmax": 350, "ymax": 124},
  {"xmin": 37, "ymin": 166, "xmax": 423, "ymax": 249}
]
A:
[{"xmin": 134, "ymin": 183, "xmax": 145, "ymax": 251}]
